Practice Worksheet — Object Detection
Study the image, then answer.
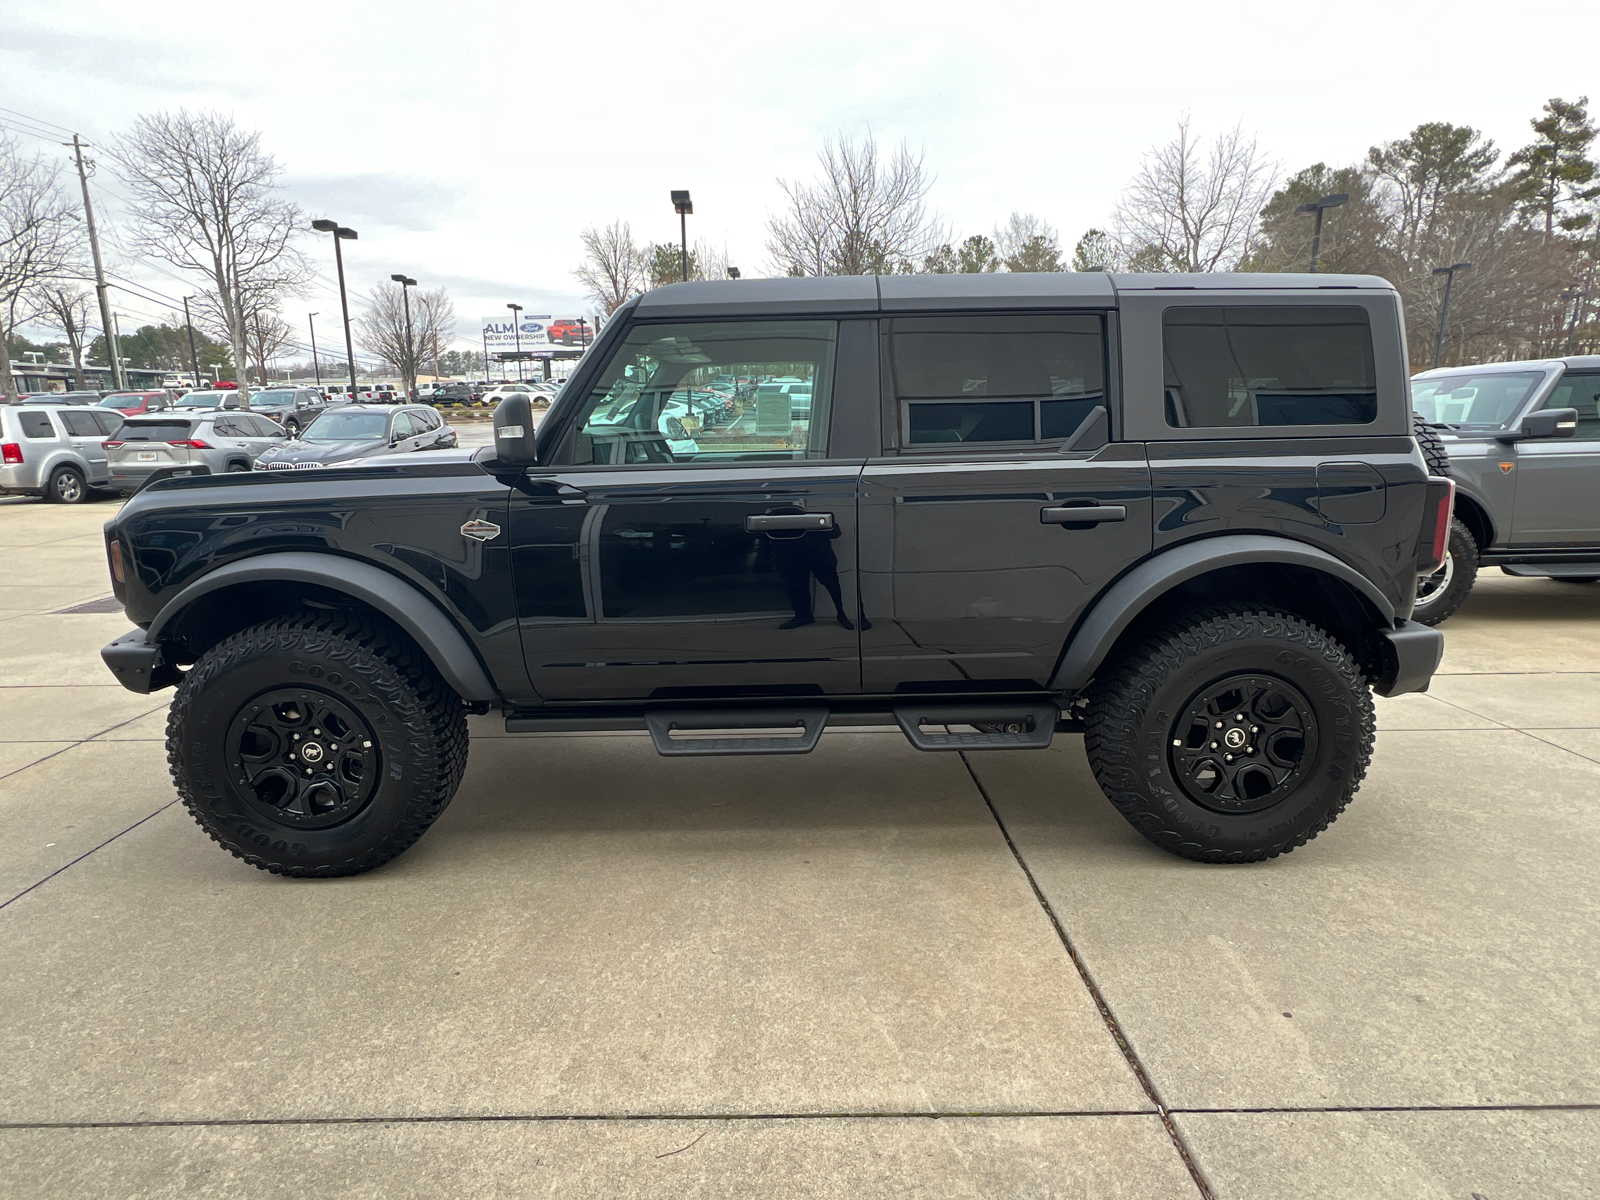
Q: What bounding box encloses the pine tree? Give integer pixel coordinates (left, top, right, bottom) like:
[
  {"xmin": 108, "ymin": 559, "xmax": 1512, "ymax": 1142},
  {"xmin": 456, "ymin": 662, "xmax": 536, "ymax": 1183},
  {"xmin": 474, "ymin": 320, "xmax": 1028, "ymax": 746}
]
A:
[{"xmin": 1507, "ymin": 97, "xmax": 1600, "ymax": 239}]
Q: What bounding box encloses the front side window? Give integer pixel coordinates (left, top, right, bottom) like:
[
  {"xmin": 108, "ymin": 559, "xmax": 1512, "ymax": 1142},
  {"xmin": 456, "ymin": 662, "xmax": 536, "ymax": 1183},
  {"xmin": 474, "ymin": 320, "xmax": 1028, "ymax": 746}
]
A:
[
  {"xmin": 1540, "ymin": 373, "xmax": 1600, "ymax": 440},
  {"xmin": 886, "ymin": 314, "xmax": 1106, "ymax": 447},
  {"xmin": 1163, "ymin": 307, "xmax": 1376, "ymax": 428},
  {"xmin": 1411, "ymin": 370, "xmax": 1545, "ymax": 430},
  {"xmin": 568, "ymin": 320, "xmax": 836, "ymax": 465}
]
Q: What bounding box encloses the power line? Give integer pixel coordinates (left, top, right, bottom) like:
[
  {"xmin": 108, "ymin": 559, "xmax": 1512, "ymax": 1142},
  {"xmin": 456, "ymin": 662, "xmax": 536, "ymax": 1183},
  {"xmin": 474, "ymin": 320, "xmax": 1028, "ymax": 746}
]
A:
[{"xmin": 0, "ymin": 104, "xmax": 75, "ymax": 135}]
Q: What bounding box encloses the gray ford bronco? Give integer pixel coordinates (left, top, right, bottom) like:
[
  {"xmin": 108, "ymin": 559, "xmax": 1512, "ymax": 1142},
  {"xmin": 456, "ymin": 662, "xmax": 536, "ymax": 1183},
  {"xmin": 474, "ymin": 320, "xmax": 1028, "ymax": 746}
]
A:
[
  {"xmin": 1409, "ymin": 357, "xmax": 1595, "ymax": 624},
  {"xmin": 100, "ymin": 272, "xmax": 1451, "ymax": 876}
]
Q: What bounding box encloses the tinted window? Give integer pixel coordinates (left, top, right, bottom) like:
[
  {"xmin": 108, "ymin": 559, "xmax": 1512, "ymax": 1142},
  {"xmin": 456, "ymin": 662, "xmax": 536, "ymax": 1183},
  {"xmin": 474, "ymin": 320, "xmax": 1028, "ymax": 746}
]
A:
[
  {"xmin": 61, "ymin": 411, "xmax": 101, "ymax": 437},
  {"xmin": 213, "ymin": 415, "xmax": 245, "ymax": 436},
  {"xmin": 886, "ymin": 314, "xmax": 1105, "ymax": 446},
  {"xmin": 570, "ymin": 320, "xmax": 837, "ymax": 465},
  {"xmin": 91, "ymin": 410, "xmax": 124, "ymax": 436},
  {"xmin": 119, "ymin": 421, "xmax": 195, "ymax": 442},
  {"xmin": 19, "ymin": 411, "xmax": 56, "ymax": 439},
  {"xmin": 1163, "ymin": 307, "xmax": 1376, "ymax": 428},
  {"xmin": 1542, "ymin": 373, "xmax": 1600, "ymax": 440}
]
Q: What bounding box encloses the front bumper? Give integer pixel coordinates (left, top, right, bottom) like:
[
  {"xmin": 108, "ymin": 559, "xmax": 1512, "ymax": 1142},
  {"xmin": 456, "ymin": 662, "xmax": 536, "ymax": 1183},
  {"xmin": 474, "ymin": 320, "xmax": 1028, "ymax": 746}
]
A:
[
  {"xmin": 1372, "ymin": 619, "xmax": 1445, "ymax": 697},
  {"xmin": 102, "ymin": 629, "xmax": 182, "ymax": 693}
]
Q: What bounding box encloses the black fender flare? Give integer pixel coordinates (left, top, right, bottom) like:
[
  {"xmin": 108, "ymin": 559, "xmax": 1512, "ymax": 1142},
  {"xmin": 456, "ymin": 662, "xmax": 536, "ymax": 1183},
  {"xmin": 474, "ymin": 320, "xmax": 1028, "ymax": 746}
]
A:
[
  {"xmin": 147, "ymin": 551, "xmax": 499, "ymax": 702},
  {"xmin": 1049, "ymin": 534, "xmax": 1398, "ymax": 692}
]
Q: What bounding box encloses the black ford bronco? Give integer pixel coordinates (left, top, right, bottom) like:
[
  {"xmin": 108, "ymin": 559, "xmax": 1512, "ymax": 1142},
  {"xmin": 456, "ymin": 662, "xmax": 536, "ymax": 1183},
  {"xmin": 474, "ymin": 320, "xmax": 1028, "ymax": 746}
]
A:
[{"xmin": 100, "ymin": 273, "xmax": 1451, "ymax": 876}]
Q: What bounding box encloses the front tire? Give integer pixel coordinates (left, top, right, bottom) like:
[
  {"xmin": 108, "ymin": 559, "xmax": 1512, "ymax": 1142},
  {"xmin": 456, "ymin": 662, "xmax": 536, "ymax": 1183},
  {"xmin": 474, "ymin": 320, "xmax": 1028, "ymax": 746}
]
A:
[
  {"xmin": 167, "ymin": 614, "xmax": 469, "ymax": 877},
  {"xmin": 1085, "ymin": 608, "xmax": 1375, "ymax": 863},
  {"xmin": 1411, "ymin": 517, "xmax": 1478, "ymax": 626}
]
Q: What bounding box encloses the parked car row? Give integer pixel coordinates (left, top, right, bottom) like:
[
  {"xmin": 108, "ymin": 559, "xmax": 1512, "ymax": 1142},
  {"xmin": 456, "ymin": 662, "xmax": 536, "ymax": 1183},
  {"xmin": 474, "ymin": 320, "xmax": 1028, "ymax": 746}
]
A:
[{"xmin": 0, "ymin": 397, "xmax": 457, "ymax": 504}]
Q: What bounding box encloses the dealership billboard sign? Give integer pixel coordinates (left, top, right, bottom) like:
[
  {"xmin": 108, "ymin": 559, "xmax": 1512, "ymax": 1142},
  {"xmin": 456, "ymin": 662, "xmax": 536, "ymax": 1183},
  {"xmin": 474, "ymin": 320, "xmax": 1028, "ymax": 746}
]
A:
[{"xmin": 482, "ymin": 314, "xmax": 552, "ymax": 349}]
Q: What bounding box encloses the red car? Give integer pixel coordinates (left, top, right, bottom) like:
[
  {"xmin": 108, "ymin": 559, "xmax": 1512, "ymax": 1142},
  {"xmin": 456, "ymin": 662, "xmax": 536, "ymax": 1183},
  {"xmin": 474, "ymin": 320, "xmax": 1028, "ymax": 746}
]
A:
[{"xmin": 99, "ymin": 390, "xmax": 174, "ymax": 416}]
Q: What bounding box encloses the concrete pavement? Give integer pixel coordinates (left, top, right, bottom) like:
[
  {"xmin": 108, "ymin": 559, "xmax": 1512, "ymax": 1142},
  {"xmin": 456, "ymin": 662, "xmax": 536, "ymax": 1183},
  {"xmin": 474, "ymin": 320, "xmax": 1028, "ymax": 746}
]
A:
[{"xmin": 1, "ymin": 494, "xmax": 1596, "ymax": 1197}]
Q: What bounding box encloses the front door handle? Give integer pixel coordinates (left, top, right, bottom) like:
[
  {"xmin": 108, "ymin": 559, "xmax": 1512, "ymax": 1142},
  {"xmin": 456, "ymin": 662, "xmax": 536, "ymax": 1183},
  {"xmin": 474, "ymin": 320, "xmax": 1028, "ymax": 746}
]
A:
[
  {"xmin": 746, "ymin": 512, "xmax": 834, "ymax": 532},
  {"xmin": 1041, "ymin": 504, "xmax": 1127, "ymax": 525}
]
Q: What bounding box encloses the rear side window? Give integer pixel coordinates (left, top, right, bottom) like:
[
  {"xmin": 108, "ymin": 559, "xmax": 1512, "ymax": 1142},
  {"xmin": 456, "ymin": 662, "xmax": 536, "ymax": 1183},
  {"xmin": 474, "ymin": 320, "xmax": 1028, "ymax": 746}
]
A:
[
  {"xmin": 19, "ymin": 411, "xmax": 56, "ymax": 439},
  {"xmin": 91, "ymin": 410, "xmax": 124, "ymax": 436},
  {"xmin": 61, "ymin": 411, "xmax": 101, "ymax": 437},
  {"xmin": 120, "ymin": 421, "xmax": 195, "ymax": 442},
  {"xmin": 1163, "ymin": 307, "xmax": 1376, "ymax": 428},
  {"xmin": 885, "ymin": 314, "xmax": 1106, "ymax": 447}
]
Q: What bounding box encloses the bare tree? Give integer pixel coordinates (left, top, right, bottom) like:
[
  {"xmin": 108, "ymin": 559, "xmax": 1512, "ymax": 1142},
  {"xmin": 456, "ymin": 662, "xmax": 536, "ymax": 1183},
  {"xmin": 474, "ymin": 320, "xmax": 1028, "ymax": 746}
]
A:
[
  {"xmin": 108, "ymin": 110, "xmax": 310, "ymax": 407},
  {"xmin": 33, "ymin": 283, "xmax": 96, "ymax": 389},
  {"xmin": 994, "ymin": 212, "xmax": 1063, "ymax": 272},
  {"xmin": 574, "ymin": 220, "xmax": 647, "ymax": 315},
  {"xmin": 766, "ymin": 134, "xmax": 941, "ymax": 276},
  {"xmin": 244, "ymin": 309, "xmax": 294, "ymax": 384},
  {"xmin": 1113, "ymin": 118, "xmax": 1279, "ymax": 272},
  {"xmin": 354, "ymin": 281, "xmax": 457, "ymax": 394},
  {"xmin": 0, "ymin": 135, "xmax": 86, "ymax": 399}
]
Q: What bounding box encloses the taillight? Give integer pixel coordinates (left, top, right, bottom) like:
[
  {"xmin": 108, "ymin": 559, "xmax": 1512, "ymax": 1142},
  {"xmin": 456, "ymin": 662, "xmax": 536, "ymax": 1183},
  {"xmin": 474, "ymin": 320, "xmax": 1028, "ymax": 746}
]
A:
[
  {"xmin": 1417, "ymin": 477, "xmax": 1456, "ymax": 574},
  {"xmin": 168, "ymin": 439, "xmax": 212, "ymax": 449},
  {"xmin": 1, "ymin": 442, "xmax": 21, "ymax": 465},
  {"xmin": 103, "ymin": 440, "xmax": 124, "ymax": 449}
]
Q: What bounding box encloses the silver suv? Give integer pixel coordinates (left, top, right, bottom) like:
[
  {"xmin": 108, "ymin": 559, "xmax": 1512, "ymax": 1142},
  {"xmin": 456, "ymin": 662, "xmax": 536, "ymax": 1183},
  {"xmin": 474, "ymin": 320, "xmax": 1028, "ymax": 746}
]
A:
[
  {"xmin": 106, "ymin": 410, "xmax": 287, "ymax": 495},
  {"xmin": 0, "ymin": 403, "xmax": 124, "ymax": 502}
]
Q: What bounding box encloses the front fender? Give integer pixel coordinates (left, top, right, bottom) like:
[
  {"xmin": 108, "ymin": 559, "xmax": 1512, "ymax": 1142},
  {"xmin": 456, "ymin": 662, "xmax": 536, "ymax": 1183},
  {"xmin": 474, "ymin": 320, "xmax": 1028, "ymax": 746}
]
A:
[
  {"xmin": 147, "ymin": 551, "xmax": 499, "ymax": 702},
  {"xmin": 1049, "ymin": 534, "xmax": 1398, "ymax": 692}
]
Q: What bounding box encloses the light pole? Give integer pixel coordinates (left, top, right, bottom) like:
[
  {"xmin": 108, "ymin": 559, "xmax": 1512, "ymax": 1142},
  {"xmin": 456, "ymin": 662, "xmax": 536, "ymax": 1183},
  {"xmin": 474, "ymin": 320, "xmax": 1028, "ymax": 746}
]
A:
[
  {"xmin": 1294, "ymin": 193, "xmax": 1349, "ymax": 274},
  {"xmin": 506, "ymin": 302, "xmax": 523, "ymax": 381},
  {"xmin": 311, "ymin": 219, "xmax": 359, "ymax": 397},
  {"xmin": 481, "ymin": 326, "xmax": 491, "ymax": 385},
  {"xmin": 308, "ymin": 312, "xmax": 322, "ymax": 387},
  {"xmin": 1432, "ymin": 262, "xmax": 1473, "ymax": 369},
  {"xmin": 391, "ymin": 274, "xmax": 417, "ymax": 395},
  {"xmin": 671, "ymin": 190, "xmax": 693, "ymax": 282},
  {"xmin": 182, "ymin": 296, "xmax": 202, "ymax": 390}
]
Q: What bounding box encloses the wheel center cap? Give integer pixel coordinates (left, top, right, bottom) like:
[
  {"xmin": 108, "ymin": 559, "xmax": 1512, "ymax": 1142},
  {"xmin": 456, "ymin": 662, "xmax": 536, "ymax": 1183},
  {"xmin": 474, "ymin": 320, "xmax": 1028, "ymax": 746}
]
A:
[
  {"xmin": 1224, "ymin": 727, "xmax": 1247, "ymax": 749},
  {"xmin": 300, "ymin": 742, "xmax": 325, "ymax": 763}
]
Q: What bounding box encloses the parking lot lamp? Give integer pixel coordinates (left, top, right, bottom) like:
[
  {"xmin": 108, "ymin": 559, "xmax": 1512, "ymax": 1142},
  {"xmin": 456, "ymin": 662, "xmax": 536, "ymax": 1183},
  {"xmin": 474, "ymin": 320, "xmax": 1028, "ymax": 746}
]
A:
[
  {"xmin": 1294, "ymin": 193, "xmax": 1348, "ymax": 274},
  {"xmin": 308, "ymin": 312, "xmax": 322, "ymax": 386},
  {"xmin": 507, "ymin": 302, "xmax": 523, "ymax": 381},
  {"xmin": 392, "ymin": 275, "xmax": 418, "ymax": 395},
  {"xmin": 182, "ymin": 296, "xmax": 202, "ymax": 389},
  {"xmin": 312, "ymin": 219, "xmax": 360, "ymax": 397},
  {"xmin": 671, "ymin": 190, "xmax": 693, "ymax": 282},
  {"xmin": 727, "ymin": 266, "xmax": 740, "ymax": 279},
  {"xmin": 1431, "ymin": 262, "xmax": 1472, "ymax": 369}
]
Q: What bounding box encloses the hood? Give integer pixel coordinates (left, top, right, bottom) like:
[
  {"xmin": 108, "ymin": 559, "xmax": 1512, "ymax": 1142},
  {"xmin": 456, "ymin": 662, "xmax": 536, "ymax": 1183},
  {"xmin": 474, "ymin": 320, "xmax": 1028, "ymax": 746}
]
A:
[{"xmin": 256, "ymin": 439, "xmax": 387, "ymax": 466}]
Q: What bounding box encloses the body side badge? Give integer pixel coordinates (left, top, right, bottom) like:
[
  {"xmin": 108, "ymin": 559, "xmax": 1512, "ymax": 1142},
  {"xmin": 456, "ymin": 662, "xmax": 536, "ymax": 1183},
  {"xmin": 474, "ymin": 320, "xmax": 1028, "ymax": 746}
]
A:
[
  {"xmin": 1499, "ymin": 462, "xmax": 1514, "ymax": 473},
  {"xmin": 461, "ymin": 519, "xmax": 502, "ymax": 542}
]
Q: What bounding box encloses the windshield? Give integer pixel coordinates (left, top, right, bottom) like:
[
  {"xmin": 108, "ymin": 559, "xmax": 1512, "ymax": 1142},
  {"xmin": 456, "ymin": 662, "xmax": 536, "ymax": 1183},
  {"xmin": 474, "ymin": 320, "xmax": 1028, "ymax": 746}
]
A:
[
  {"xmin": 176, "ymin": 393, "xmax": 225, "ymax": 407},
  {"xmin": 100, "ymin": 394, "xmax": 148, "ymax": 407},
  {"xmin": 1412, "ymin": 371, "xmax": 1547, "ymax": 429},
  {"xmin": 302, "ymin": 410, "xmax": 389, "ymax": 442},
  {"xmin": 252, "ymin": 391, "xmax": 295, "ymax": 405}
]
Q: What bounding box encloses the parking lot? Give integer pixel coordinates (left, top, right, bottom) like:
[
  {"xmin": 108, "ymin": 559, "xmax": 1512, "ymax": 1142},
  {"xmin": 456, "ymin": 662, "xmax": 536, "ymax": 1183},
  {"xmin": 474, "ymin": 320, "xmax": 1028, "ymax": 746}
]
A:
[{"xmin": 1, "ymin": 490, "xmax": 1596, "ymax": 1197}]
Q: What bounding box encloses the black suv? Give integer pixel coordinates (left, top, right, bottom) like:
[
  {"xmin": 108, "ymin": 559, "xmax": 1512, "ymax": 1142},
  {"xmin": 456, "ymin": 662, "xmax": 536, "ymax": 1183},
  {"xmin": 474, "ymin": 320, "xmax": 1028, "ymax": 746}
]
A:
[{"xmin": 100, "ymin": 273, "xmax": 1450, "ymax": 877}]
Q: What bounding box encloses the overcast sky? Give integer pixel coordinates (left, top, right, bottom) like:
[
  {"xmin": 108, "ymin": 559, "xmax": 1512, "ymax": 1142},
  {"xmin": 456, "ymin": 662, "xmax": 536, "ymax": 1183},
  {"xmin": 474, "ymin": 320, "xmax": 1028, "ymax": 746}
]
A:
[{"xmin": 3, "ymin": 0, "xmax": 1596, "ymax": 360}]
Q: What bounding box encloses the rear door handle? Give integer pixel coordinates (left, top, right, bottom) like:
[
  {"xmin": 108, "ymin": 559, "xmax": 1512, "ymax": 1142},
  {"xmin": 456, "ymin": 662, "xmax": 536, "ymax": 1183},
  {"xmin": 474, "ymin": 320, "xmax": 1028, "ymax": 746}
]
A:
[
  {"xmin": 746, "ymin": 512, "xmax": 834, "ymax": 532},
  {"xmin": 1041, "ymin": 505, "xmax": 1127, "ymax": 525}
]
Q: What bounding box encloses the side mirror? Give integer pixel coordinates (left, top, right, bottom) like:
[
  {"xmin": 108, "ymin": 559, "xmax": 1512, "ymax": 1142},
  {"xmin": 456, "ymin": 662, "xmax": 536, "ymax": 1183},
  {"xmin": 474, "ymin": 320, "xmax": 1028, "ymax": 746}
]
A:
[
  {"xmin": 1499, "ymin": 407, "xmax": 1578, "ymax": 443},
  {"xmin": 492, "ymin": 395, "xmax": 537, "ymax": 466}
]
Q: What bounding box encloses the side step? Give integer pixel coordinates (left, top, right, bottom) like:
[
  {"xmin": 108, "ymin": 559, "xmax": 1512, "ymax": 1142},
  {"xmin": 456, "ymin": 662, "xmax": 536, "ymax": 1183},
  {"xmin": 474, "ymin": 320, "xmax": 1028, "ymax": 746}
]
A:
[
  {"xmin": 645, "ymin": 708, "xmax": 828, "ymax": 756},
  {"xmin": 893, "ymin": 704, "xmax": 1058, "ymax": 752}
]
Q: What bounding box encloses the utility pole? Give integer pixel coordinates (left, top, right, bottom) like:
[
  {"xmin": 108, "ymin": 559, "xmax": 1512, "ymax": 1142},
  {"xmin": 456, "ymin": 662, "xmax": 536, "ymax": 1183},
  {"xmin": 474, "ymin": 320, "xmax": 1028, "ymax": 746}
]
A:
[
  {"xmin": 110, "ymin": 310, "xmax": 125, "ymax": 388},
  {"xmin": 69, "ymin": 134, "xmax": 121, "ymax": 390},
  {"xmin": 308, "ymin": 312, "xmax": 322, "ymax": 386},
  {"xmin": 182, "ymin": 296, "xmax": 202, "ymax": 390}
]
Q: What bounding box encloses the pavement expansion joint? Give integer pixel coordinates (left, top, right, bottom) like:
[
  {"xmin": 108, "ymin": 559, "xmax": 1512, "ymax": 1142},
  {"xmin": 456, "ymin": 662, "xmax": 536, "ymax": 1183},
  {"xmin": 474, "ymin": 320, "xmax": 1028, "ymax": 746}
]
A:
[
  {"xmin": 957, "ymin": 752, "xmax": 1215, "ymax": 1200},
  {"xmin": 0, "ymin": 800, "xmax": 178, "ymax": 912}
]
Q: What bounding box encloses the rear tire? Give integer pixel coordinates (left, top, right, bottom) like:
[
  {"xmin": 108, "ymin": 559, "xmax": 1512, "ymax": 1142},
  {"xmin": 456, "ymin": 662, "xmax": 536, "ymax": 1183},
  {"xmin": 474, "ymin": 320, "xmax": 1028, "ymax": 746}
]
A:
[
  {"xmin": 1084, "ymin": 607, "xmax": 1374, "ymax": 864},
  {"xmin": 167, "ymin": 613, "xmax": 469, "ymax": 877},
  {"xmin": 46, "ymin": 465, "xmax": 87, "ymax": 504},
  {"xmin": 1411, "ymin": 518, "xmax": 1478, "ymax": 626}
]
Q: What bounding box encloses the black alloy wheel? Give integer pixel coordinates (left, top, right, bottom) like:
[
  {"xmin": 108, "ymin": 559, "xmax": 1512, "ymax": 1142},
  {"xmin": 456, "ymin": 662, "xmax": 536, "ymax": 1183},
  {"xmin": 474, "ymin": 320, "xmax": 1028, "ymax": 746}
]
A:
[
  {"xmin": 1168, "ymin": 675, "xmax": 1317, "ymax": 814},
  {"xmin": 226, "ymin": 689, "xmax": 381, "ymax": 829}
]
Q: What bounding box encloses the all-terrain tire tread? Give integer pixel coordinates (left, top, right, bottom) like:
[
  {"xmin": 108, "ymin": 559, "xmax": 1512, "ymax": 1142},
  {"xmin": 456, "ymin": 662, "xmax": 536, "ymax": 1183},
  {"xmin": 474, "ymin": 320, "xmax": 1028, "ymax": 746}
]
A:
[
  {"xmin": 1083, "ymin": 606, "xmax": 1375, "ymax": 864},
  {"xmin": 1412, "ymin": 410, "xmax": 1452, "ymax": 478},
  {"xmin": 1411, "ymin": 517, "xmax": 1479, "ymax": 627},
  {"xmin": 166, "ymin": 612, "xmax": 469, "ymax": 877}
]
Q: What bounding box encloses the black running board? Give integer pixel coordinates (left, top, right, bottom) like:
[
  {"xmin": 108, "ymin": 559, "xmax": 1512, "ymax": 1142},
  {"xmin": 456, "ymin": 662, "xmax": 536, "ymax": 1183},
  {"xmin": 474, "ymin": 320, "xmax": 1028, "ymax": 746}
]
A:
[
  {"xmin": 893, "ymin": 704, "xmax": 1058, "ymax": 751},
  {"xmin": 645, "ymin": 708, "xmax": 828, "ymax": 756}
]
